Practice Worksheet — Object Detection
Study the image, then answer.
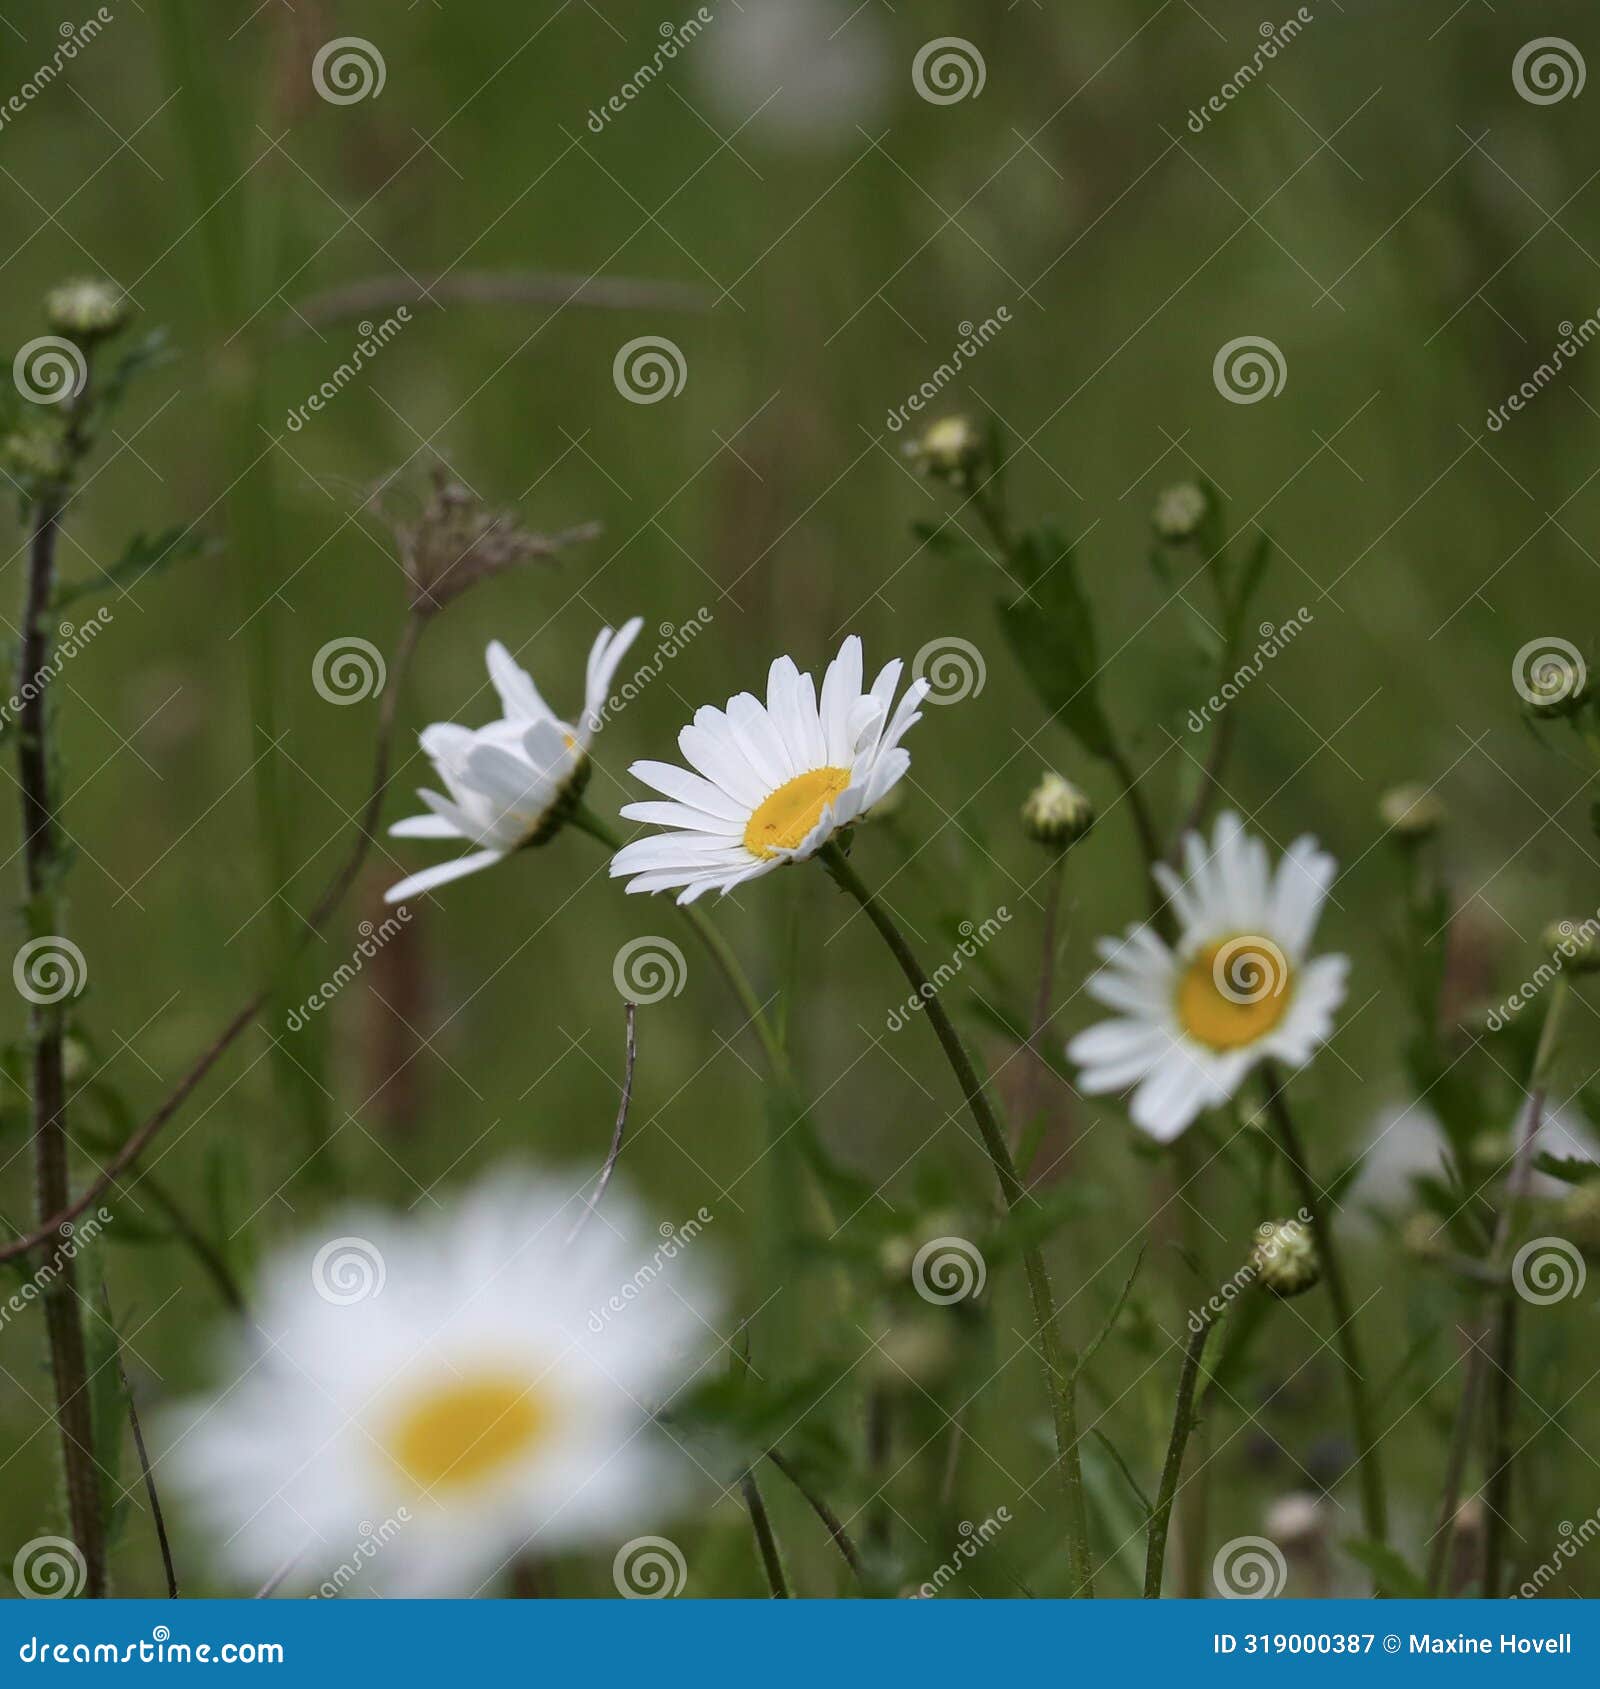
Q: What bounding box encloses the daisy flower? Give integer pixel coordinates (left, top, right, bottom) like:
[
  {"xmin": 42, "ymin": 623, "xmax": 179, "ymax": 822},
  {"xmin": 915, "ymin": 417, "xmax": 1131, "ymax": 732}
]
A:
[
  {"xmin": 1068, "ymin": 812, "xmax": 1348, "ymax": 1141},
  {"xmin": 386, "ymin": 619, "xmax": 642, "ymax": 903},
  {"xmin": 609, "ymin": 634, "xmax": 927, "ymax": 904},
  {"xmin": 163, "ymin": 1169, "xmax": 717, "ymax": 1596}
]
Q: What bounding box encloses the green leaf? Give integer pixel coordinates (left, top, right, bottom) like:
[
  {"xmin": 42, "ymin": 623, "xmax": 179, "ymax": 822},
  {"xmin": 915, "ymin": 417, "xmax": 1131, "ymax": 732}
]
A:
[
  {"xmin": 1071, "ymin": 1248, "xmax": 1145, "ymax": 1385},
  {"xmin": 994, "ymin": 522, "xmax": 1117, "ymax": 762},
  {"xmin": 1342, "ymin": 1537, "xmax": 1428, "ymax": 1598},
  {"xmin": 1533, "ymin": 1153, "xmax": 1600, "ymax": 1186},
  {"xmin": 56, "ymin": 525, "xmax": 210, "ymax": 608},
  {"xmin": 1226, "ymin": 529, "xmax": 1274, "ymax": 634},
  {"xmin": 909, "ymin": 520, "xmax": 988, "ymax": 569}
]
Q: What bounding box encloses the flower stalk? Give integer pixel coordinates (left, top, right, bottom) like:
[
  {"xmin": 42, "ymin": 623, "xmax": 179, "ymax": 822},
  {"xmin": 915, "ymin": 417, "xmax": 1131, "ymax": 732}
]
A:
[
  {"xmin": 1260, "ymin": 1064, "xmax": 1387, "ymax": 1547},
  {"xmin": 819, "ymin": 840, "xmax": 1093, "ymax": 1595},
  {"xmin": 14, "ymin": 369, "xmax": 105, "ymax": 1594},
  {"xmin": 1144, "ymin": 1303, "xmax": 1219, "ymax": 1596}
]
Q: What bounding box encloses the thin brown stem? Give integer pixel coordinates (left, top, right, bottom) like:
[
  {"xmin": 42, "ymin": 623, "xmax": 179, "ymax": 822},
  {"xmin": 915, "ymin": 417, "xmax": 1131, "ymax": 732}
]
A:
[{"xmin": 0, "ymin": 613, "xmax": 427, "ymax": 1266}]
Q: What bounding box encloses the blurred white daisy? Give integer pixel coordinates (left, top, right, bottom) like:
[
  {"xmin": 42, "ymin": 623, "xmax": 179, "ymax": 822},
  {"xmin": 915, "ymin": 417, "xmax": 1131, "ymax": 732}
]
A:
[
  {"xmin": 163, "ymin": 1169, "xmax": 717, "ymax": 1596},
  {"xmin": 609, "ymin": 635, "xmax": 927, "ymax": 904},
  {"xmin": 1068, "ymin": 813, "xmax": 1348, "ymax": 1141},
  {"xmin": 386, "ymin": 620, "xmax": 642, "ymax": 903}
]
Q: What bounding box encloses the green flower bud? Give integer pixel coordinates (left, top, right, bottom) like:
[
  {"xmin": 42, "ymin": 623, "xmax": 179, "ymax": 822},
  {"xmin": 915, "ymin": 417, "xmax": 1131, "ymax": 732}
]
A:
[
  {"xmin": 45, "ymin": 278, "xmax": 128, "ymax": 343},
  {"xmin": 1379, "ymin": 783, "xmax": 1444, "ymax": 841},
  {"xmin": 906, "ymin": 415, "xmax": 985, "ymax": 487},
  {"xmin": 1152, "ymin": 481, "xmax": 1209, "ymax": 542},
  {"xmin": 1250, "ymin": 1216, "xmax": 1320, "ymax": 1298},
  {"xmin": 1021, "ymin": 772, "xmax": 1093, "ymax": 850}
]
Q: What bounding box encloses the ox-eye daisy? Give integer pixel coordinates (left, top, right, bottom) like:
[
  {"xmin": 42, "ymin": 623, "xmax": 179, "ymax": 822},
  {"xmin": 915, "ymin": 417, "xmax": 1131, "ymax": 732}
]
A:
[
  {"xmin": 1069, "ymin": 812, "xmax": 1348, "ymax": 1141},
  {"xmin": 163, "ymin": 1169, "xmax": 715, "ymax": 1596},
  {"xmin": 386, "ymin": 620, "xmax": 642, "ymax": 903},
  {"xmin": 609, "ymin": 634, "xmax": 927, "ymax": 904}
]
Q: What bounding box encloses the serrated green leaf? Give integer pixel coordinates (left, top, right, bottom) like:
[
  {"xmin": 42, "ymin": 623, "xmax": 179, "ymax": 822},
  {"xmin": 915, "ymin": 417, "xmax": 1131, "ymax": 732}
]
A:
[
  {"xmin": 1342, "ymin": 1537, "xmax": 1427, "ymax": 1598},
  {"xmin": 56, "ymin": 525, "xmax": 210, "ymax": 608}
]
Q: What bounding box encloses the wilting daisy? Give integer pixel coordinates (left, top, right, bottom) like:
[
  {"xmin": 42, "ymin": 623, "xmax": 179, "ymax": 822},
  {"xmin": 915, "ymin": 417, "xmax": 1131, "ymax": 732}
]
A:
[
  {"xmin": 386, "ymin": 620, "xmax": 641, "ymax": 902},
  {"xmin": 1068, "ymin": 813, "xmax": 1348, "ymax": 1140},
  {"xmin": 163, "ymin": 1170, "xmax": 716, "ymax": 1596},
  {"xmin": 610, "ymin": 634, "xmax": 927, "ymax": 903}
]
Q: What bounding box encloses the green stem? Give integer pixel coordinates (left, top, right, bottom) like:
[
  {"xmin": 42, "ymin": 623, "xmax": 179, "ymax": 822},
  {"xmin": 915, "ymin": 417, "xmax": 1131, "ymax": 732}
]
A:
[
  {"xmin": 740, "ymin": 1470, "xmax": 790, "ymax": 1597},
  {"xmin": 1261, "ymin": 1065, "xmax": 1386, "ymax": 1546},
  {"xmin": 1144, "ymin": 1307, "xmax": 1218, "ymax": 1597},
  {"xmin": 818, "ymin": 841, "xmax": 1093, "ymax": 1595}
]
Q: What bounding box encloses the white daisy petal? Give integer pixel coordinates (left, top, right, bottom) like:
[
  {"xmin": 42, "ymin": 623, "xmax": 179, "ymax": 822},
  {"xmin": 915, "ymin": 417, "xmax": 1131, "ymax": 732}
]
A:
[
  {"xmin": 389, "ymin": 813, "xmax": 462, "ymax": 840},
  {"xmin": 385, "ymin": 850, "xmax": 507, "ymax": 903}
]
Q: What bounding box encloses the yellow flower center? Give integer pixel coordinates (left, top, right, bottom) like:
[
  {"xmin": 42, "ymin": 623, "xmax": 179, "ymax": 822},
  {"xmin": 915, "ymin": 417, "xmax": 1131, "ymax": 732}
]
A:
[
  {"xmin": 743, "ymin": 766, "xmax": 852, "ymax": 859},
  {"xmin": 1176, "ymin": 935, "xmax": 1292, "ymax": 1051},
  {"xmin": 386, "ymin": 1372, "xmax": 550, "ymax": 1493}
]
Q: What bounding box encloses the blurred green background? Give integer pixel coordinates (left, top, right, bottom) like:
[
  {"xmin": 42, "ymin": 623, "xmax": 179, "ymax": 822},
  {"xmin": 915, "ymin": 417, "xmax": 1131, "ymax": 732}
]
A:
[{"xmin": 3, "ymin": 0, "xmax": 1599, "ymax": 1598}]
